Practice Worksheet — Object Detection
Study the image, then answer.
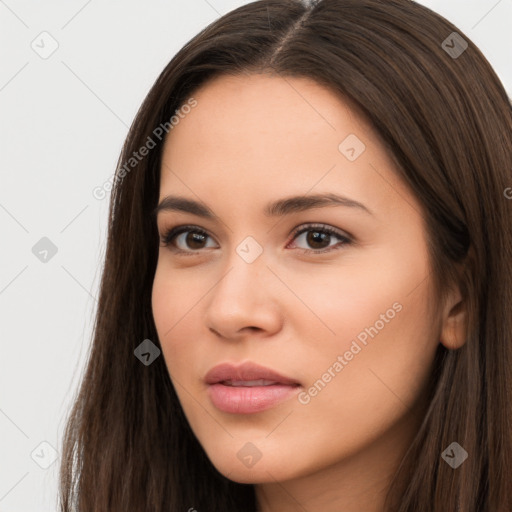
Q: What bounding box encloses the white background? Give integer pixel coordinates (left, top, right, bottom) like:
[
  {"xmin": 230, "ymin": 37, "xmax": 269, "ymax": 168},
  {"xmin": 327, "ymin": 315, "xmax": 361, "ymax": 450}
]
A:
[{"xmin": 0, "ymin": 0, "xmax": 510, "ymax": 510}]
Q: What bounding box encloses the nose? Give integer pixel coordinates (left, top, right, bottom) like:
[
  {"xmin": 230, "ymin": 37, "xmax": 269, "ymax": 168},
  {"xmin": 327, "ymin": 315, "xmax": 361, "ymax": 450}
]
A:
[{"xmin": 203, "ymin": 246, "xmax": 283, "ymax": 341}]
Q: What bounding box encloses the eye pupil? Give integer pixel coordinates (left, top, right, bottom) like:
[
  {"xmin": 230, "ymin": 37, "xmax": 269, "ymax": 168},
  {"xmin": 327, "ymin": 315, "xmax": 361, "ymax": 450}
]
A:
[
  {"xmin": 307, "ymin": 230, "xmax": 330, "ymax": 249},
  {"xmin": 187, "ymin": 232, "xmax": 206, "ymax": 249}
]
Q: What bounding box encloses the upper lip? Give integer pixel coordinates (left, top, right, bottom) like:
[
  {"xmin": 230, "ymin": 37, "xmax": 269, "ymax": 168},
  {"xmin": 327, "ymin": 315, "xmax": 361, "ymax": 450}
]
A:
[{"xmin": 205, "ymin": 361, "xmax": 301, "ymax": 386}]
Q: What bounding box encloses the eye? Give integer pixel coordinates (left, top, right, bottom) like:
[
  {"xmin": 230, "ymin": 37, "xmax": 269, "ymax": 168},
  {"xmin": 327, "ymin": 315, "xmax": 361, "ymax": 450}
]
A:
[
  {"xmin": 159, "ymin": 223, "xmax": 352, "ymax": 256},
  {"xmin": 287, "ymin": 223, "xmax": 352, "ymax": 254},
  {"xmin": 159, "ymin": 225, "xmax": 217, "ymax": 255}
]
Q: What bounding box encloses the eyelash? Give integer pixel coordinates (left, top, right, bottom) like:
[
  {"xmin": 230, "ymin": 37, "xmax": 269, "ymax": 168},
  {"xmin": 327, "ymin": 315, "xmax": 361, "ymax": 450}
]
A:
[{"xmin": 159, "ymin": 223, "xmax": 352, "ymax": 256}]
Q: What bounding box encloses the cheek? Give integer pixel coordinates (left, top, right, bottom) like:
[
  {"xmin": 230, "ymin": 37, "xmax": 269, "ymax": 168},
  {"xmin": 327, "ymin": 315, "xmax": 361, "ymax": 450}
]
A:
[
  {"xmin": 282, "ymin": 285, "xmax": 437, "ymax": 475},
  {"xmin": 151, "ymin": 269, "xmax": 171, "ymax": 337},
  {"xmin": 304, "ymin": 281, "xmax": 436, "ymax": 418},
  {"xmin": 292, "ymin": 246, "xmax": 437, "ymax": 403},
  {"xmin": 151, "ymin": 268, "xmax": 186, "ymax": 362},
  {"xmin": 151, "ymin": 262, "xmax": 200, "ymax": 336},
  {"xmin": 151, "ymin": 267, "xmax": 207, "ymax": 376}
]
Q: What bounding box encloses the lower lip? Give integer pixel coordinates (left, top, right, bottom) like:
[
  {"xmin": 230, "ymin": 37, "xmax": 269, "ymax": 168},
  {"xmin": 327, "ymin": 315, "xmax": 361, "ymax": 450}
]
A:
[{"xmin": 207, "ymin": 383, "xmax": 301, "ymax": 414}]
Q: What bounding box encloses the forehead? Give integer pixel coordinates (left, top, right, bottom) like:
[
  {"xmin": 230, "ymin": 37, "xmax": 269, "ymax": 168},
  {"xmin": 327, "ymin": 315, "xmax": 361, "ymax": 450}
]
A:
[
  {"xmin": 158, "ymin": 73, "xmax": 416, "ymax": 223},
  {"xmin": 162, "ymin": 74, "xmax": 376, "ymax": 170},
  {"xmin": 167, "ymin": 72, "xmax": 377, "ymax": 146}
]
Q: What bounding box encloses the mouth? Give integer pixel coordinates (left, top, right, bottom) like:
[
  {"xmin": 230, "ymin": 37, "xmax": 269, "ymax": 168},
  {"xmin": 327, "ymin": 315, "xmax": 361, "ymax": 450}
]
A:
[
  {"xmin": 220, "ymin": 379, "xmax": 290, "ymax": 386},
  {"xmin": 204, "ymin": 362, "xmax": 302, "ymax": 414},
  {"xmin": 207, "ymin": 382, "xmax": 301, "ymax": 414}
]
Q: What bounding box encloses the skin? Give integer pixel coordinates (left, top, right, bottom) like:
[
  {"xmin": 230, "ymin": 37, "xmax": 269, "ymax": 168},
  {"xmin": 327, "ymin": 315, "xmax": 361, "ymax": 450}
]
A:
[{"xmin": 151, "ymin": 73, "xmax": 467, "ymax": 512}]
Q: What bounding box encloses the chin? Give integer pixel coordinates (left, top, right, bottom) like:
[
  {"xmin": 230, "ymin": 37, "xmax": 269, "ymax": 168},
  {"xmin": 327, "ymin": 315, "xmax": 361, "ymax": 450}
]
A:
[{"xmin": 204, "ymin": 444, "xmax": 306, "ymax": 484}]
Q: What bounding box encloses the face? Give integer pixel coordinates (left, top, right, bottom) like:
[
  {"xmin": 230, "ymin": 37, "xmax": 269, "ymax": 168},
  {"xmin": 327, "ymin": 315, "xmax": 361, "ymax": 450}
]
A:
[{"xmin": 151, "ymin": 73, "xmax": 455, "ymax": 486}]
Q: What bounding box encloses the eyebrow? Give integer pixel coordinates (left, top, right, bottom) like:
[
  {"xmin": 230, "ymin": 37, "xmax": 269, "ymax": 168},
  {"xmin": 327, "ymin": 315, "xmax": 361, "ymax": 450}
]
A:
[{"xmin": 153, "ymin": 192, "xmax": 373, "ymax": 219}]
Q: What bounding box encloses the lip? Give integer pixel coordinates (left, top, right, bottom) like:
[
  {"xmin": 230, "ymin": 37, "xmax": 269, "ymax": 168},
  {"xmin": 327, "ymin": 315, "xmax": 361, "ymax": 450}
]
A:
[
  {"xmin": 205, "ymin": 361, "xmax": 301, "ymax": 386},
  {"xmin": 205, "ymin": 361, "xmax": 301, "ymax": 414}
]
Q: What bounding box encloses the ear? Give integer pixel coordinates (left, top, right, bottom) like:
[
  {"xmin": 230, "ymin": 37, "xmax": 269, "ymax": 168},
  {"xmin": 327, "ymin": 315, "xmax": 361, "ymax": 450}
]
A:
[{"xmin": 439, "ymin": 283, "xmax": 467, "ymax": 350}]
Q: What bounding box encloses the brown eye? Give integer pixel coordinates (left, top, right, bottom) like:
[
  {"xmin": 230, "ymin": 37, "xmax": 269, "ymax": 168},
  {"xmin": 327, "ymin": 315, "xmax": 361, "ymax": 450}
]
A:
[
  {"xmin": 290, "ymin": 224, "xmax": 352, "ymax": 254},
  {"xmin": 160, "ymin": 226, "xmax": 217, "ymax": 253},
  {"xmin": 182, "ymin": 231, "xmax": 208, "ymax": 249},
  {"xmin": 159, "ymin": 223, "xmax": 352, "ymax": 256},
  {"xmin": 305, "ymin": 230, "xmax": 331, "ymax": 250}
]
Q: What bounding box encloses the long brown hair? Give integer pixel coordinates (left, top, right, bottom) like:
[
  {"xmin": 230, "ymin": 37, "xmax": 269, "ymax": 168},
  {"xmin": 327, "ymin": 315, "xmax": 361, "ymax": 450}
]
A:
[{"xmin": 59, "ymin": 0, "xmax": 512, "ymax": 510}]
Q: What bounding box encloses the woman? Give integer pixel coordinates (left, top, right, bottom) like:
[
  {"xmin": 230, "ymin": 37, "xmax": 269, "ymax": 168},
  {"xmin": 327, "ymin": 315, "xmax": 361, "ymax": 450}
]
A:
[{"xmin": 59, "ymin": 0, "xmax": 512, "ymax": 510}]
